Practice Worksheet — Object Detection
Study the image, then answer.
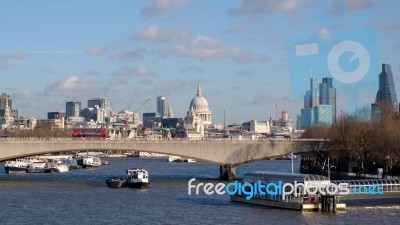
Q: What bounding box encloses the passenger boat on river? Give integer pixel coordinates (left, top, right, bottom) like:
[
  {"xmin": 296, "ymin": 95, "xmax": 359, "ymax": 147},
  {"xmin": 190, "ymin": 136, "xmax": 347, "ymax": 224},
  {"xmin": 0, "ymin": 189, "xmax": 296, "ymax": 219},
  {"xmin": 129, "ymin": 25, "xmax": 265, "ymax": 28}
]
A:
[
  {"xmin": 126, "ymin": 168, "xmax": 149, "ymax": 189},
  {"xmin": 106, "ymin": 168, "xmax": 149, "ymax": 189},
  {"xmin": 230, "ymin": 171, "xmax": 346, "ymax": 212}
]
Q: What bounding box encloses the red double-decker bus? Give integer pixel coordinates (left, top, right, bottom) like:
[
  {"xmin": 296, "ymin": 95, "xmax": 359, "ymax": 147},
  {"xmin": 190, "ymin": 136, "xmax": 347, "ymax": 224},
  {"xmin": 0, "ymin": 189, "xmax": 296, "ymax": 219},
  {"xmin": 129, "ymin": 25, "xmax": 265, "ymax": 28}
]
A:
[{"xmin": 72, "ymin": 128, "xmax": 107, "ymax": 140}]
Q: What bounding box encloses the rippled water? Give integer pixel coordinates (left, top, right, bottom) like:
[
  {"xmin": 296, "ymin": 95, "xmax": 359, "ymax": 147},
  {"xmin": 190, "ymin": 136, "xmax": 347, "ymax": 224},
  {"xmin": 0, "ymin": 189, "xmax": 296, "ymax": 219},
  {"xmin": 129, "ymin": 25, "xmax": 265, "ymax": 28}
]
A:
[{"xmin": 0, "ymin": 158, "xmax": 399, "ymax": 224}]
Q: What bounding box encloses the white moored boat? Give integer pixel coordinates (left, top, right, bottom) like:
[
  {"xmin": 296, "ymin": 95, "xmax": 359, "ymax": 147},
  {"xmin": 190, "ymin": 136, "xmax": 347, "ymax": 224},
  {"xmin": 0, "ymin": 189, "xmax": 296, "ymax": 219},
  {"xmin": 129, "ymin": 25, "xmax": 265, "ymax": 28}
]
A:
[
  {"xmin": 126, "ymin": 168, "xmax": 149, "ymax": 189},
  {"xmin": 43, "ymin": 161, "xmax": 69, "ymax": 173},
  {"xmin": 4, "ymin": 159, "xmax": 29, "ymax": 174},
  {"xmin": 77, "ymin": 156, "xmax": 102, "ymax": 168},
  {"xmin": 168, "ymin": 155, "xmax": 196, "ymax": 163},
  {"xmin": 27, "ymin": 161, "xmax": 46, "ymax": 173},
  {"xmin": 5, "ymin": 157, "xmax": 43, "ymax": 174}
]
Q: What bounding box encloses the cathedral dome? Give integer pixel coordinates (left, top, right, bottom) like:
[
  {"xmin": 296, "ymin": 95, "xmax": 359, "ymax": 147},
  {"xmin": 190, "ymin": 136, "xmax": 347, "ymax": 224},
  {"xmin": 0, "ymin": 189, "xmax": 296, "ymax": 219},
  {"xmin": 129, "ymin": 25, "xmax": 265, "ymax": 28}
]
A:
[
  {"xmin": 189, "ymin": 83, "xmax": 209, "ymax": 110},
  {"xmin": 190, "ymin": 96, "xmax": 209, "ymax": 109},
  {"xmin": 186, "ymin": 82, "xmax": 212, "ymax": 126}
]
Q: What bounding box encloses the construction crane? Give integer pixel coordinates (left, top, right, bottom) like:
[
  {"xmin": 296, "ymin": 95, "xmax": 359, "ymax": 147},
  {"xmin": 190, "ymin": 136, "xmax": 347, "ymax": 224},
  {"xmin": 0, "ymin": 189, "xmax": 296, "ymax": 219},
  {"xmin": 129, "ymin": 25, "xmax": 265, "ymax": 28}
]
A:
[
  {"xmin": 126, "ymin": 99, "xmax": 133, "ymax": 111},
  {"xmin": 274, "ymin": 100, "xmax": 279, "ymax": 120},
  {"xmin": 132, "ymin": 98, "xmax": 151, "ymax": 114},
  {"xmin": 124, "ymin": 98, "xmax": 151, "ymax": 130}
]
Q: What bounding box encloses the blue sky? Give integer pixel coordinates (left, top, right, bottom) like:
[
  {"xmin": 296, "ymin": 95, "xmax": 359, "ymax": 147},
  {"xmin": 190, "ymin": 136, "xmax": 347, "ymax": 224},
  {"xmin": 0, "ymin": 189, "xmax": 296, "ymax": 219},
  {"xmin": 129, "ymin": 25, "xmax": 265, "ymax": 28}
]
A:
[{"xmin": 1, "ymin": 0, "xmax": 399, "ymax": 124}]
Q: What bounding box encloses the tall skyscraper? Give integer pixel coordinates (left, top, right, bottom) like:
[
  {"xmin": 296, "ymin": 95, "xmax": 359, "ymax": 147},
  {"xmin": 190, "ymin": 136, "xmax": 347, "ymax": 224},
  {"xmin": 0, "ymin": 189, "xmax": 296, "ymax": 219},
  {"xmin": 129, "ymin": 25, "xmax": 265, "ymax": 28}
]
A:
[
  {"xmin": 66, "ymin": 101, "xmax": 81, "ymax": 118},
  {"xmin": 371, "ymin": 64, "xmax": 398, "ymax": 121},
  {"xmin": 304, "ymin": 90, "xmax": 312, "ymax": 109},
  {"xmin": 375, "ymin": 64, "xmax": 398, "ymax": 104},
  {"xmin": 319, "ymin": 77, "xmax": 336, "ymax": 122},
  {"xmin": 0, "ymin": 93, "xmax": 12, "ymax": 119},
  {"xmin": 311, "ymin": 77, "xmax": 319, "ymax": 108},
  {"xmin": 0, "ymin": 93, "xmax": 12, "ymax": 110},
  {"xmin": 300, "ymin": 77, "xmax": 336, "ymax": 128},
  {"xmin": 157, "ymin": 96, "xmax": 173, "ymax": 118},
  {"xmin": 0, "ymin": 93, "xmax": 15, "ymax": 128},
  {"xmin": 156, "ymin": 96, "xmax": 166, "ymax": 116}
]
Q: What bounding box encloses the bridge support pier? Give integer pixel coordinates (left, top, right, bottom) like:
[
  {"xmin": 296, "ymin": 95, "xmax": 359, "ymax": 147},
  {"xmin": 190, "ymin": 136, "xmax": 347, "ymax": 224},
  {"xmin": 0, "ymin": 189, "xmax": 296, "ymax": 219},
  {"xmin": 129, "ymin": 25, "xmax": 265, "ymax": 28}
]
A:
[{"xmin": 219, "ymin": 164, "xmax": 236, "ymax": 180}]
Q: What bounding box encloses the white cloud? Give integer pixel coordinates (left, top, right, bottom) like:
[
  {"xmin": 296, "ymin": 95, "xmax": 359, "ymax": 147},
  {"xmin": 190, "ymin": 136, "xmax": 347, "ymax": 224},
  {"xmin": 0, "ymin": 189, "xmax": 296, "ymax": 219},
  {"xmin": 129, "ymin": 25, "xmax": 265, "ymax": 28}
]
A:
[
  {"xmin": 139, "ymin": 79, "xmax": 155, "ymax": 86},
  {"xmin": 44, "ymin": 75, "xmax": 98, "ymax": 97},
  {"xmin": 109, "ymin": 48, "xmax": 147, "ymax": 62},
  {"xmin": 154, "ymin": 78, "xmax": 204, "ymax": 97},
  {"xmin": 230, "ymin": 0, "xmax": 308, "ymax": 16},
  {"xmin": 11, "ymin": 90, "xmax": 62, "ymax": 119},
  {"xmin": 105, "ymin": 79, "xmax": 130, "ymax": 92},
  {"xmin": 245, "ymin": 93, "xmax": 274, "ymax": 105},
  {"xmin": 0, "ymin": 60, "xmax": 10, "ymax": 69},
  {"xmin": 181, "ymin": 66, "xmax": 203, "ymax": 74},
  {"xmin": 112, "ymin": 65, "xmax": 158, "ymax": 77},
  {"xmin": 141, "ymin": 0, "xmax": 189, "ymax": 17},
  {"xmin": 175, "ymin": 36, "xmax": 224, "ymax": 59},
  {"xmin": 223, "ymin": 24, "xmax": 248, "ymax": 33},
  {"xmin": 373, "ymin": 22, "xmax": 400, "ymax": 32},
  {"xmin": 235, "ymin": 70, "xmax": 257, "ymax": 76},
  {"xmin": 174, "ymin": 36, "xmax": 266, "ymax": 62},
  {"xmin": 318, "ymin": 28, "xmax": 331, "ymax": 36},
  {"xmin": 0, "ymin": 51, "xmax": 28, "ymax": 60},
  {"xmin": 86, "ymin": 46, "xmax": 106, "ymax": 56},
  {"xmin": 134, "ymin": 25, "xmax": 190, "ymax": 43},
  {"xmin": 13, "ymin": 89, "xmax": 32, "ymax": 99},
  {"xmin": 347, "ymin": 0, "xmax": 375, "ymax": 11},
  {"xmin": 328, "ymin": 0, "xmax": 375, "ymax": 16},
  {"xmin": 0, "ymin": 51, "xmax": 28, "ymax": 69}
]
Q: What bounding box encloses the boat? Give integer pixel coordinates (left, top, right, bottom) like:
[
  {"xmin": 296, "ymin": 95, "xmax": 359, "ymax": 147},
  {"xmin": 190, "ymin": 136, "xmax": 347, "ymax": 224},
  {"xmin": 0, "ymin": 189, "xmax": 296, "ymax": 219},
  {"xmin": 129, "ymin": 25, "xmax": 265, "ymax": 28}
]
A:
[
  {"xmin": 27, "ymin": 161, "xmax": 46, "ymax": 173},
  {"xmin": 74, "ymin": 151, "xmax": 109, "ymax": 158},
  {"xmin": 186, "ymin": 158, "xmax": 196, "ymax": 163},
  {"xmin": 4, "ymin": 159, "xmax": 29, "ymax": 174},
  {"xmin": 85, "ymin": 157, "xmax": 102, "ymax": 167},
  {"xmin": 4, "ymin": 157, "xmax": 43, "ymax": 174},
  {"xmin": 43, "ymin": 162, "xmax": 69, "ymax": 173},
  {"xmin": 168, "ymin": 155, "xmax": 184, "ymax": 162},
  {"xmin": 126, "ymin": 168, "xmax": 149, "ymax": 189},
  {"xmin": 230, "ymin": 171, "xmax": 346, "ymax": 212},
  {"xmin": 77, "ymin": 156, "xmax": 102, "ymax": 168},
  {"xmin": 136, "ymin": 152, "xmax": 168, "ymax": 157},
  {"xmin": 106, "ymin": 177, "xmax": 127, "ymax": 188},
  {"xmin": 168, "ymin": 155, "xmax": 196, "ymax": 163}
]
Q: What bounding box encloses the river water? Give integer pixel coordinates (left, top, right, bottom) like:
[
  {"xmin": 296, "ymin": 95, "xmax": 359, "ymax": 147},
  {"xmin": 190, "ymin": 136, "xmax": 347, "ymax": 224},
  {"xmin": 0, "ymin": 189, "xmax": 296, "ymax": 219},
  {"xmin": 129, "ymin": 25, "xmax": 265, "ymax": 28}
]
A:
[{"xmin": 0, "ymin": 157, "xmax": 399, "ymax": 225}]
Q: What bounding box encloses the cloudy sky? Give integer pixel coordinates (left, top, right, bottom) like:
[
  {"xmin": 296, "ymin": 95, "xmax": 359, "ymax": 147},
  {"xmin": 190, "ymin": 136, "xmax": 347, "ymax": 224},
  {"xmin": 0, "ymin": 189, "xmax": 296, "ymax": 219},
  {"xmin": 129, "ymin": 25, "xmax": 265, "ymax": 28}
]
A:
[{"xmin": 1, "ymin": 0, "xmax": 399, "ymax": 124}]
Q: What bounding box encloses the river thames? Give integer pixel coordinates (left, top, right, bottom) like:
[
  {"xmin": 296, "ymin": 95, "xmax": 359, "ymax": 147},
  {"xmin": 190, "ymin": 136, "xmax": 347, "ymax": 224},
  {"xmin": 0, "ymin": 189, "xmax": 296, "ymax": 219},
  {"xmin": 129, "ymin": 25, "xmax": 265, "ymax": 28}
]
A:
[{"xmin": 0, "ymin": 157, "xmax": 399, "ymax": 224}]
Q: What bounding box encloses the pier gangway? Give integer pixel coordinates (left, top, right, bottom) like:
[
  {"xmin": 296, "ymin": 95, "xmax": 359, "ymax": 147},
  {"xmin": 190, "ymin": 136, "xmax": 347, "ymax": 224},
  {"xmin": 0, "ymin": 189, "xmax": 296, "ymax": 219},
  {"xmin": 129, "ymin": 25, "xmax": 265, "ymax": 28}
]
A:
[{"xmin": 331, "ymin": 179, "xmax": 400, "ymax": 194}]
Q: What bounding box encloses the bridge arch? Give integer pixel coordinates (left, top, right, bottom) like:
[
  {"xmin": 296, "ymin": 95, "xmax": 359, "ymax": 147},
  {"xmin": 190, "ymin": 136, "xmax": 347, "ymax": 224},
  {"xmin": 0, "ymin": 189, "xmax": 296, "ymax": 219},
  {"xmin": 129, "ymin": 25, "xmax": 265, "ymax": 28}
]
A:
[{"xmin": 0, "ymin": 140, "xmax": 300, "ymax": 179}]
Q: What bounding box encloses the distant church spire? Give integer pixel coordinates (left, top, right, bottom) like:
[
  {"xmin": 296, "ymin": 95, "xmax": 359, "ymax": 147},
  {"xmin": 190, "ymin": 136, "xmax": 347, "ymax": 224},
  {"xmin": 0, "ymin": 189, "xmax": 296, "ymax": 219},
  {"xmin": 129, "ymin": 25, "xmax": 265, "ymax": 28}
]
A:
[
  {"xmin": 197, "ymin": 81, "xmax": 202, "ymax": 97},
  {"xmin": 167, "ymin": 104, "xmax": 173, "ymax": 118}
]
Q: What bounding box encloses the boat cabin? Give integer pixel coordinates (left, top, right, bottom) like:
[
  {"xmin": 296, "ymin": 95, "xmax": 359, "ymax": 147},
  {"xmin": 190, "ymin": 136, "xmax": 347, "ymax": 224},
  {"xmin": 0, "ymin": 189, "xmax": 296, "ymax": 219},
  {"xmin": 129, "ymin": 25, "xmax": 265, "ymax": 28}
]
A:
[{"xmin": 126, "ymin": 168, "xmax": 149, "ymax": 183}]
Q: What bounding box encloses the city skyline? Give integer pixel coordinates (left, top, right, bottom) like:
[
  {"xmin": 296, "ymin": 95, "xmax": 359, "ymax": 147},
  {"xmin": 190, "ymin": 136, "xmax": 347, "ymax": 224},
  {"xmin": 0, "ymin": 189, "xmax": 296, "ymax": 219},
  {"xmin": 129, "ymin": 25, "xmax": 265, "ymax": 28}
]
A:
[{"xmin": 1, "ymin": 0, "xmax": 400, "ymax": 124}]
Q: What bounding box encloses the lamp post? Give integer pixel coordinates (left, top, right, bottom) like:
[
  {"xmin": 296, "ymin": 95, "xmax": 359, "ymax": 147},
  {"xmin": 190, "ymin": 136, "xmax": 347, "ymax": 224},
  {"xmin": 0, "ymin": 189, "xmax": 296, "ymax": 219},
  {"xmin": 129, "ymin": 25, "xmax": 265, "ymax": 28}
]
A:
[{"xmin": 223, "ymin": 109, "xmax": 226, "ymax": 138}]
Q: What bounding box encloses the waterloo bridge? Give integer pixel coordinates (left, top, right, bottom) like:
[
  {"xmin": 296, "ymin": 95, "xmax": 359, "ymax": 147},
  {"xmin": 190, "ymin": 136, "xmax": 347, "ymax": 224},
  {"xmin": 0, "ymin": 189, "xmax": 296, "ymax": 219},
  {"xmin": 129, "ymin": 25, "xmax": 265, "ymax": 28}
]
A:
[{"xmin": 0, "ymin": 139, "xmax": 314, "ymax": 180}]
